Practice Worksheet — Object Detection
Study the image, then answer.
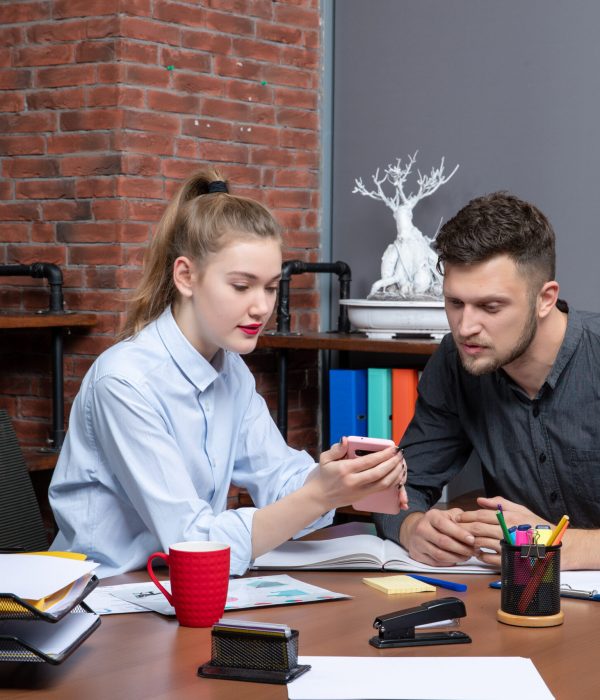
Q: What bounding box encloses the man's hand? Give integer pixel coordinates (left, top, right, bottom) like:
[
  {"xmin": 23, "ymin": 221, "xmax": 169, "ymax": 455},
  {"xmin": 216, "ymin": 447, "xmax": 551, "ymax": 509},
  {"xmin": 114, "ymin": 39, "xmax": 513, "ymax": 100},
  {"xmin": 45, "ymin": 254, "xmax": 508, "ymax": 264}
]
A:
[
  {"xmin": 457, "ymin": 496, "xmax": 549, "ymax": 567},
  {"xmin": 400, "ymin": 509, "xmax": 476, "ymax": 567}
]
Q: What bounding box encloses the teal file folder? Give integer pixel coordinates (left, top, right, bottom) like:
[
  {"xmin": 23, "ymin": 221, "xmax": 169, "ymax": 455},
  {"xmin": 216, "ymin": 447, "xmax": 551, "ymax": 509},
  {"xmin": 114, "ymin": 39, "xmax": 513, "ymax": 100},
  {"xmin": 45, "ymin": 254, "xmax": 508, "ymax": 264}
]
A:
[{"xmin": 367, "ymin": 368, "xmax": 392, "ymax": 439}]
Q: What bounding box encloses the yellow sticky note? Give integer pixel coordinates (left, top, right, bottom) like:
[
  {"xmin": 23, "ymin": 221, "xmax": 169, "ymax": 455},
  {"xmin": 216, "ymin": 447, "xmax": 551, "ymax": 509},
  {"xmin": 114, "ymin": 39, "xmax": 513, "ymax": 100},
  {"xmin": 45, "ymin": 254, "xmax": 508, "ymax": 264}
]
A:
[{"xmin": 362, "ymin": 575, "xmax": 436, "ymax": 594}]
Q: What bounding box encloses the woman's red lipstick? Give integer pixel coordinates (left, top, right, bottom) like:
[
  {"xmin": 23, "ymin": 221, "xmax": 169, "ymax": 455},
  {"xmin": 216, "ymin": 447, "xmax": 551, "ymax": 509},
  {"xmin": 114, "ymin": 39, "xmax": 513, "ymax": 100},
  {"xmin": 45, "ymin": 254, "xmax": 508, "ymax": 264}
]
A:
[{"xmin": 239, "ymin": 324, "xmax": 261, "ymax": 336}]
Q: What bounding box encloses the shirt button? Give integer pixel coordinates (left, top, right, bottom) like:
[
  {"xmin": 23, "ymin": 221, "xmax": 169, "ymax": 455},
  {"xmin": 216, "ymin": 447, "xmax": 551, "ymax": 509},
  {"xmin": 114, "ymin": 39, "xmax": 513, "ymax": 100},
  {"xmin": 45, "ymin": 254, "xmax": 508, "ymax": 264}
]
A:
[
  {"xmin": 550, "ymin": 491, "xmax": 558, "ymax": 502},
  {"xmin": 539, "ymin": 453, "xmax": 547, "ymax": 463},
  {"xmin": 532, "ymin": 404, "xmax": 540, "ymax": 417}
]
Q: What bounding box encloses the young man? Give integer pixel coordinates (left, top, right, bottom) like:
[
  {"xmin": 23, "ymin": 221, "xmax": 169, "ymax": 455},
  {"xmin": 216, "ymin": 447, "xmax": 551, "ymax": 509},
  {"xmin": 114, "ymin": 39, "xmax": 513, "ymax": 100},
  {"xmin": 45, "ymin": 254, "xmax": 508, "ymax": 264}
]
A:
[{"xmin": 374, "ymin": 192, "xmax": 600, "ymax": 570}]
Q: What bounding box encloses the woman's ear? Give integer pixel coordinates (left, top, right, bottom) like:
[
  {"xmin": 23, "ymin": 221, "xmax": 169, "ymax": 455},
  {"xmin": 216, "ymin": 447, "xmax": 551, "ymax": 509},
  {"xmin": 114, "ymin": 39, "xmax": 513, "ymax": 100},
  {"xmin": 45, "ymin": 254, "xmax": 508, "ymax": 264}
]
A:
[{"xmin": 173, "ymin": 256, "xmax": 195, "ymax": 298}]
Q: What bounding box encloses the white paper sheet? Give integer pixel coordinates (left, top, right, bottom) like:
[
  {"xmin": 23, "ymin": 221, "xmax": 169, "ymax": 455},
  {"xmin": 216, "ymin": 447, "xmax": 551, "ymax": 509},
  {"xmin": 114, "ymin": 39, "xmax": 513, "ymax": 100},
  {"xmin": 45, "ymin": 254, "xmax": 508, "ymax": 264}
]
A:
[
  {"xmin": 0, "ymin": 554, "xmax": 99, "ymax": 600},
  {"xmin": 288, "ymin": 656, "xmax": 554, "ymax": 700},
  {"xmin": 0, "ymin": 613, "xmax": 98, "ymax": 659}
]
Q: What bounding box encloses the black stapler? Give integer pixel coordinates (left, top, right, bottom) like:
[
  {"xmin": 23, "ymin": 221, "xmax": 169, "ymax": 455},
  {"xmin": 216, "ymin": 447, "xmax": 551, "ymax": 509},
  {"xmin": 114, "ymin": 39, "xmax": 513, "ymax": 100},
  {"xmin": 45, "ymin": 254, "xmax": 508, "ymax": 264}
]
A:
[{"xmin": 370, "ymin": 596, "xmax": 471, "ymax": 649}]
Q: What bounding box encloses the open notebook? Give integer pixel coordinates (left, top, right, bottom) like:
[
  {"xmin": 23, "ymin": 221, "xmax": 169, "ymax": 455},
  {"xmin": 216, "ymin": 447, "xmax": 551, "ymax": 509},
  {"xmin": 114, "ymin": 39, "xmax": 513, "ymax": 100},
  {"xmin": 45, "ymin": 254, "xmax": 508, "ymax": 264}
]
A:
[{"xmin": 253, "ymin": 534, "xmax": 496, "ymax": 574}]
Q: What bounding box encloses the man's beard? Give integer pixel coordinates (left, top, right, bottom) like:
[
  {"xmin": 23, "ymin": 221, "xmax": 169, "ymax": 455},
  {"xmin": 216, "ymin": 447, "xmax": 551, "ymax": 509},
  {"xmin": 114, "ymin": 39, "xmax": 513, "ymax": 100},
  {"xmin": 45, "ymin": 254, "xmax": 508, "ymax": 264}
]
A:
[{"xmin": 459, "ymin": 303, "xmax": 538, "ymax": 376}]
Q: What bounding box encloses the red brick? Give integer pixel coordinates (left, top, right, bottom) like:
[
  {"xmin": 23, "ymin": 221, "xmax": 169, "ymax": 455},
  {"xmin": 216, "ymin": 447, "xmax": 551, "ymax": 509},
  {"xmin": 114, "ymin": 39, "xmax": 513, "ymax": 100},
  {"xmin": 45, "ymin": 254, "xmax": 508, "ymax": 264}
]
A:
[
  {"xmin": 174, "ymin": 137, "xmax": 200, "ymax": 159},
  {"xmin": 303, "ymin": 29, "xmax": 319, "ymax": 50},
  {"xmin": 58, "ymin": 222, "xmax": 120, "ymax": 243},
  {"xmin": 283, "ymin": 230, "xmax": 319, "ymax": 249},
  {"xmin": 47, "ymin": 133, "xmax": 111, "ymax": 154},
  {"xmin": 161, "ymin": 47, "xmax": 211, "ymax": 73},
  {"xmin": 115, "ymin": 131, "xmax": 175, "ymax": 156},
  {"xmin": 0, "ymin": 223, "xmax": 29, "ymax": 242},
  {"xmin": 114, "ymin": 86, "xmax": 145, "ymax": 109},
  {"xmin": 96, "ymin": 63, "xmax": 127, "ymax": 84},
  {"xmin": 0, "ymin": 49, "xmax": 11, "ymax": 69},
  {"xmin": 214, "ymin": 55, "xmax": 262, "ymax": 81},
  {"xmin": 281, "ymin": 45, "xmax": 319, "ymax": 70},
  {"xmin": 54, "ymin": 0, "xmax": 119, "ymax": 18},
  {"xmin": 280, "ymin": 128, "xmax": 318, "ymax": 150},
  {"xmin": 91, "ymin": 199, "xmax": 126, "ymax": 221},
  {"xmin": 30, "ymin": 222, "xmax": 55, "ymax": 242},
  {"xmin": 181, "ymin": 29, "xmax": 232, "ymax": 54},
  {"xmin": 274, "ymin": 86, "xmax": 317, "ymax": 110},
  {"xmin": 235, "ymin": 123, "xmax": 279, "ymax": 146},
  {"xmin": 117, "ymin": 39, "xmax": 159, "ymax": 65},
  {"xmin": 0, "ymin": 69, "xmax": 31, "ymax": 90},
  {"xmin": 154, "ymin": 1, "xmax": 205, "ymax": 26},
  {"xmin": 0, "ymin": 26, "xmax": 23, "ymax": 46},
  {"xmin": 75, "ymin": 40, "xmax": 116, "ymax": 63},
  {"xmin": 204, "ymin": 9, "xmax": 254, "ymax": 36},
  {"xmin": 42, "ymin": 200, "xmax": 92, "ymax": 221},
  {"xmin": 116, "ymin": 266, "xmax": 143, "ymax": 289},
  {"xmin": 85, "ymin": 86, "xmax": 118, "ymax": 107},
  {"xmin": 0, "ymin": 135, "xmax": 45, "ymax": 156},
  {"xmin": 116, "ymin": 176, "xmax": 164, "ymax": 199},
  {"xmin": 257, "ymin": 22, "xmax": 302, "ymax": 45},
  {"xmin": 172, "ymin": 72, "xmax": 224, "ymax": 96},
  {"xmin": 27, "ymin": 19, "xmax": 87, "ymax": 43},
  {"xmin": 232, "ymin": 37, "xmax": 280, "ymax": 63},
  {"xmin": 199, "ymin": 141, "xmax": 250, "ymax": 163},
  {"xmin": 123, "ymin": 110, "xmax": 180, "ymax": 134},
  {"xmin": 122, "ymin": 153, "xmax": 161, "ymax": 176},
  {"xmin": 266, "ymin": 189, "xmax": 311, "ymax": 209},
  {"xmin": 274, "ymin": 4, "xmax": 319, "ymax": 29},
  {"xmin": 68, "ymin": 245, "xmax": 124, "ymax": 266},
  {"xmin": 85, "ymin": 16, "xmax": 120, "ymax": 39},
  {"xmin": 59, "ymin": 155, "xmax": 121, "ymax": 177},
  {"xmin": 0, "ymin": 2, "xmax": 50, "ymax": 24},
  {"xmin": 118, "ymin": 222, "xmax": 149, "ymax": 243},
  {"xmin": 67, "ymin": 290, "xmax": 128, "ymax": 312},
  {"xmin": 126, "ymin": 64, "xmax": 171, "ymax": 89},
  {"xmin": 277, "ymin": 107, "xmax": 317, "ymax": 130},
  {"xmin": 4, "ymin": 158, "xmax": 59, "ymax": 179},
  {"xmin": 293, "ymin": 149, "xmax": 319, "ymax": 168},
  {"xmin": 226, "ymin": 79, "xmax": 271, "ymax": 103},
  {"xmin": 126, "ymin": 200, "xmax": 165, "ymax": 221},
  {"xmin": 219, "ymin": 164, "xmax": 260, "ymax": 185},
  {"xmin": 27, "ymin": 88, "xmax": 86, "ymax": 110},
  {"xmin": 36, "ymin": 65, "xmax": 96, "ymax": 88},
  {"xmin": 75, "ymin": 177, "xmax": 116, "ymax": 198},
  {"xmin": 161, "ymin": 158, "xmax": 199, "ymax": 180},
  {"xmin": 15, "ymin": 44, "xmax": 75, "ymax": 67},
  {"xmin": 123, "ymin": 245, "xmax": 147, "ymax": 266},
  {"xmin": 0, "ymin": 94, "xmax": 26, "ymax": 113},
  {"xmin": 264, "ymin": 64, "xmax": 312, "ymax": 89},
  {"xmin": 17, "ymin": 179, "xmax": 75, "ymax": 200},
  {"xmin": 147, "ymin": 89, "xmax": 200, "ymax": 114},
  {"xmin": 120, "ymin": 0, "xmax": 153, "ymax": 17},
  {"xmin": 8, "ymin": 244, "xmax": 66, "ymax": 265},
  {"xmin": 274, "ymin": 169, "xmax": 318, "ymax": 188},
  {"xmin": 0, "ymin": 113, "xmax": 55, "ymax": 133},
  {"xmin": 120, "ymin": 16, "xmax": 181, "ymax": 46},
  {"xmin": 60, "ymin": 109, "xmax": 123, "ymax": 131},
  {"xmin": 249, "ymin": 146, "xmax": 292, "ymax": 166},
  {"xmin": 182, "ymin": 118, "xmax": 233, "ymax": 141}
]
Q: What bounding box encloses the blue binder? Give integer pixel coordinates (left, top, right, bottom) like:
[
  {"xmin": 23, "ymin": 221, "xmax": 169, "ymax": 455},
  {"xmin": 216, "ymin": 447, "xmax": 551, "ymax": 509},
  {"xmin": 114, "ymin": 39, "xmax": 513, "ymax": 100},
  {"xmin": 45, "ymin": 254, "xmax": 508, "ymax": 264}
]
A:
[{"xmin": 328, "ymin": 369, "xmax": 367, "ymax": 447}]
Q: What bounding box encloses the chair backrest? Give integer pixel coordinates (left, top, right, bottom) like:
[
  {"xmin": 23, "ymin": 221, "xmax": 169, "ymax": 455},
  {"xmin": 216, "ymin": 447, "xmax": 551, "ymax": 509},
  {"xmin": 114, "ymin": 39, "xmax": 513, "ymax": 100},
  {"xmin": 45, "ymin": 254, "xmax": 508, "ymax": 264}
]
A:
[{"xmin": 0, "ymin": 410, "xmax": 49, "ymax": 551}]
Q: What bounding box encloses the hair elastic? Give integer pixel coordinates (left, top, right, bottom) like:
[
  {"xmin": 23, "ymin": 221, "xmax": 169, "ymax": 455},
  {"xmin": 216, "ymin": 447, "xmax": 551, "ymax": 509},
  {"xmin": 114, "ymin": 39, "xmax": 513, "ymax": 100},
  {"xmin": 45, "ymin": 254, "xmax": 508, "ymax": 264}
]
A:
[{"xmin": 207, "ymin": 180, "xmax": 228, "ymax": 194}]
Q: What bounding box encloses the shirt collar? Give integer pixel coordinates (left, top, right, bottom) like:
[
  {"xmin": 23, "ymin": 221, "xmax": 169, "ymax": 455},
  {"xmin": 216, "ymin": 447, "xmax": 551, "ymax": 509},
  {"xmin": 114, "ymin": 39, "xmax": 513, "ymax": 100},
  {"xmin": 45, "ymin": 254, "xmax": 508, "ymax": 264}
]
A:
[
  {"xmin": 155, "ymin": 306, "xmax": 225, "ymax": 392},
  {"xmin": 542, "ymin": 306, "xmax": 581, "ymax": 390}
]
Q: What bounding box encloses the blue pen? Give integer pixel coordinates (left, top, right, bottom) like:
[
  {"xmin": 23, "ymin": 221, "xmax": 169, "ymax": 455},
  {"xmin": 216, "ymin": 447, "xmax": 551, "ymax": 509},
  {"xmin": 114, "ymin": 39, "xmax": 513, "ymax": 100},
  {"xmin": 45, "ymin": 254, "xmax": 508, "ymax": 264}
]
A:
[{"xmin": 408, "ymin": 574, "xmax": 467, "ymax": 592}]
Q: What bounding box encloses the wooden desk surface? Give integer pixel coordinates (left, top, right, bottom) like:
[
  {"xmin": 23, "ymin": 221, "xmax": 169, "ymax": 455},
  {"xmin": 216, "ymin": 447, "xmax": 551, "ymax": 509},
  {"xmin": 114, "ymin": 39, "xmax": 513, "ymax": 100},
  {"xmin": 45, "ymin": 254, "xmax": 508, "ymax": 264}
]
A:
[
  {"xmin": 1, "ymin": 565, "xmax": 598, "ymax": 699},
  {"xmin": 257, "ymin": 331, "xmax": 439, "ymax": 355}
]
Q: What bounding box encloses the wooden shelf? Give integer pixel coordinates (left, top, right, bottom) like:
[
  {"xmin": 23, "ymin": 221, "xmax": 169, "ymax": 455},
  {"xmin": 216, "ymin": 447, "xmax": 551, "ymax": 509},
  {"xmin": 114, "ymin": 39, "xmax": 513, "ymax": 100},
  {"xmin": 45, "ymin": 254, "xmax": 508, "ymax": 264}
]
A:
[
  {"xmin": 257, "ymin": 331, "xmax": 439, "ymax": 355},
  {"xmin": 0, "ymin": 312, "xmax": 97, "ymax": 329}
]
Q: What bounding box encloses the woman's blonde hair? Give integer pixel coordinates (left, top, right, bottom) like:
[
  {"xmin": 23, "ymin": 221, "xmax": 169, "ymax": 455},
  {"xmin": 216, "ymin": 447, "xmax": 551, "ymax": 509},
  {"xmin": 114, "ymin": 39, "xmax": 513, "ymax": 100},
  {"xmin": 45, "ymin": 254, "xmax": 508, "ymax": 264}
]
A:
[{"xmin": 121, "ymin": 167, "xmax": 281, "ymax": 338}]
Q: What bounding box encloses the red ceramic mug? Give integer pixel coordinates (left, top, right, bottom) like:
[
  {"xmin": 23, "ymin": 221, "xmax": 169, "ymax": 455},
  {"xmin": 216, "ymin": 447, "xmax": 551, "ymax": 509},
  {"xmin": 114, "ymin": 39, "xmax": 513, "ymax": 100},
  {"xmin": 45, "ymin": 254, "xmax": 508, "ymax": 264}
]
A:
[{"xmin": 147, "ymin": 541, "xmax": 230, "ymax": 627}]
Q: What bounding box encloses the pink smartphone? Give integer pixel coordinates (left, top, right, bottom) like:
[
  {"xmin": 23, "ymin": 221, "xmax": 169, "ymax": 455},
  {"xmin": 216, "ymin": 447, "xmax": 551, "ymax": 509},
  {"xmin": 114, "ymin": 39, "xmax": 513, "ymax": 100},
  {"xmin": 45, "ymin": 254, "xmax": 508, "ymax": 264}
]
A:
[{"xmin": 347, "ymin": 436, "xmax": 404, "ymax": 514}]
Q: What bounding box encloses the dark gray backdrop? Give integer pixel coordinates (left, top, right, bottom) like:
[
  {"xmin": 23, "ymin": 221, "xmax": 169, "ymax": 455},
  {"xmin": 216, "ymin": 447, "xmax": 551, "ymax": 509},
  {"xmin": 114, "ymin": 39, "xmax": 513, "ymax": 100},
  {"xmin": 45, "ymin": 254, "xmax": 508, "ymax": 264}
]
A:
[{"xmin": 330, "ymin": 0, "xmax": 600, "ymax": 310}]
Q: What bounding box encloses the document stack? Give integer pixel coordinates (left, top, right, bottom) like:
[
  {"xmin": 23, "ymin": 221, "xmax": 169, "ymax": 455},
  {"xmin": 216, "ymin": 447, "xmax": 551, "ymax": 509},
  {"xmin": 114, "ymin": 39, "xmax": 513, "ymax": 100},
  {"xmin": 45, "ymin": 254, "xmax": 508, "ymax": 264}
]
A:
[{"xmin": 0, "ymin": 553, "xmax": 100, "ymax": 664}]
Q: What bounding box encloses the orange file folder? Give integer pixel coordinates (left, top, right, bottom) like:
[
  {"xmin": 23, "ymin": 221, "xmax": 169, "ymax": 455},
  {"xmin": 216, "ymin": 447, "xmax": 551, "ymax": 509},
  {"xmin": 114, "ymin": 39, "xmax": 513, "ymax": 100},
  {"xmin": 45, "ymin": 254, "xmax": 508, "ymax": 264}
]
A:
[{"xmin": 391, "ymin": 369, "xmax": 418, "ymax": 444}]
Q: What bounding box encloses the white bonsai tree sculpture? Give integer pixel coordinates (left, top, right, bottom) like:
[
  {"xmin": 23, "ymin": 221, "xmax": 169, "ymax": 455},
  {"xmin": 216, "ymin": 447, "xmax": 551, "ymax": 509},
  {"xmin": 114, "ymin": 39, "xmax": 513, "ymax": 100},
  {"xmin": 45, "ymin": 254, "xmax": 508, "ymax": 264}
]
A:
[{"xmin": 353, "ymin": 152, "xmax": 459, "ymax": 299}]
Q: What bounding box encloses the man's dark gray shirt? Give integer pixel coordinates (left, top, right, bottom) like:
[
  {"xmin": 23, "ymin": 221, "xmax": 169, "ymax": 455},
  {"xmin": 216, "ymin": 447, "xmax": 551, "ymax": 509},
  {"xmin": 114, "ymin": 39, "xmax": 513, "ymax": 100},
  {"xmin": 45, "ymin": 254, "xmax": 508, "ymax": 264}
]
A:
[{"xmin": 375, "ymin": 308, "xmax": 600, "ymax": 542}]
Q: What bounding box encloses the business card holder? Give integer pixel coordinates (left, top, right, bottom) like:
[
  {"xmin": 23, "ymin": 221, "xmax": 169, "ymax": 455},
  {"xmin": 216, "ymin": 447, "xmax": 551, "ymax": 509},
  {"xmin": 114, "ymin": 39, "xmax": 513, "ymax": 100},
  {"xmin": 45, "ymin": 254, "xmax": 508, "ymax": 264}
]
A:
[{"xmin": 198, "ymin": 627, "xmax": 310, "ymax": 684}]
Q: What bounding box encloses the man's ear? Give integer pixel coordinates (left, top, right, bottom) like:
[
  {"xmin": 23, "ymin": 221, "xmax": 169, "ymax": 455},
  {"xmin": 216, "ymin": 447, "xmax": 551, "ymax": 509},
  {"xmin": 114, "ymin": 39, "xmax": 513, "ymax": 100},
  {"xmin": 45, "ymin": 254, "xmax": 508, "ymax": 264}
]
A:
[
  {"xmin": 173, "ymin": 256, "xmax": 195, "ymax": 298},
  {"xmin": 538, "ymin": 280, "xmax": 559, "ymax": 319}
]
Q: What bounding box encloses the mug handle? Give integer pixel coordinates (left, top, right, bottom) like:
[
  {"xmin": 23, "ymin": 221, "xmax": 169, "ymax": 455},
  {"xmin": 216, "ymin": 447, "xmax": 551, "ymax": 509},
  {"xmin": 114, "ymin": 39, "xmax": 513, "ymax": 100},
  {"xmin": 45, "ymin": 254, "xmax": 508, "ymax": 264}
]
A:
[{"xmin": 147, "ymin": 552, "xmax": 174, "ymax": 606}]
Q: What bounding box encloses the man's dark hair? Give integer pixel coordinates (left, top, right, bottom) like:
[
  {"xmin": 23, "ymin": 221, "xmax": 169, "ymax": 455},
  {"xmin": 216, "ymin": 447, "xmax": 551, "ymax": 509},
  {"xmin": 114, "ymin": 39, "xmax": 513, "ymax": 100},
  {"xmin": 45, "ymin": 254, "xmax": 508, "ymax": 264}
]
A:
[{"xmin": 434, "ymin": 192, "xmax": 556, "ymax": 284}]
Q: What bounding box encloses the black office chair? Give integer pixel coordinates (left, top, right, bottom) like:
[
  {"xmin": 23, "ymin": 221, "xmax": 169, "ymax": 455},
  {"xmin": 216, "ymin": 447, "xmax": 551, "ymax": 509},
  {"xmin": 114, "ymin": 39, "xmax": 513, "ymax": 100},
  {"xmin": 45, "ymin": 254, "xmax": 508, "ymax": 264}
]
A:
[{"xmin": 0, "ymin": 409, "xmax": 49, "ymax": 551}]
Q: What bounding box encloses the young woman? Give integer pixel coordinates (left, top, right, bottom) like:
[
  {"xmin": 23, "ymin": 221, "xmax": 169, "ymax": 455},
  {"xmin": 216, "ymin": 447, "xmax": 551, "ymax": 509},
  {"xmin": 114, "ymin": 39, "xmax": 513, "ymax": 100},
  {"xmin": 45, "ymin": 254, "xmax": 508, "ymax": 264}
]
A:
[{"xmin": 49, "ymin": 169, "xmax": 407, "ymax": 577}]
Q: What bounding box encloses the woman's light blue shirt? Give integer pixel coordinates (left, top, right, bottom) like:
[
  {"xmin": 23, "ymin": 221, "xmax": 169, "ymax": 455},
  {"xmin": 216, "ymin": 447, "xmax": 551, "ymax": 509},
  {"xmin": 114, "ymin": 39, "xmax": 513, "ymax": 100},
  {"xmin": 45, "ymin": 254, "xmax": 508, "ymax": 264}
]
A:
[{"xmin": 49, "ymin": 307, "xmax": 332, "ymax": 577}]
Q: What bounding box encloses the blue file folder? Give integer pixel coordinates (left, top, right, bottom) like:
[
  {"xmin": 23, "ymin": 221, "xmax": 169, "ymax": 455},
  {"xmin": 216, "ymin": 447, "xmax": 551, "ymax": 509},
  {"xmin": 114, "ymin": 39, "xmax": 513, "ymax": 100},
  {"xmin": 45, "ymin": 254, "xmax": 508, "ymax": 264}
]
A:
[{"xmin": 328, "ymin": 369, "xmax": 367, "ymax": 447}]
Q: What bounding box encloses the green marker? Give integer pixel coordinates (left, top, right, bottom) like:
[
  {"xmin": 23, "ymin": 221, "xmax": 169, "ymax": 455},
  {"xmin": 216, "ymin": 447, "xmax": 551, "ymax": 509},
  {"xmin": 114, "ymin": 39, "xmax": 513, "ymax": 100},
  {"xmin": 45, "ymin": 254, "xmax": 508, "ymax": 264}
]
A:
[{"xmin": 496, "ymin": 510, "xmax": 513, "ymax": 544}]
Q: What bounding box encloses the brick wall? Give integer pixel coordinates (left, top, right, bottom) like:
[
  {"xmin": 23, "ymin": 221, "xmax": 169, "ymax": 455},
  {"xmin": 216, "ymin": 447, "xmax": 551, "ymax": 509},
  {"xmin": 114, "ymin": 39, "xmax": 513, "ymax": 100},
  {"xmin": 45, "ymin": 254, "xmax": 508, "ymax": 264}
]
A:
[{"xmin": 0, "ymin": 0, "xmax": 322, "ymax": 459}]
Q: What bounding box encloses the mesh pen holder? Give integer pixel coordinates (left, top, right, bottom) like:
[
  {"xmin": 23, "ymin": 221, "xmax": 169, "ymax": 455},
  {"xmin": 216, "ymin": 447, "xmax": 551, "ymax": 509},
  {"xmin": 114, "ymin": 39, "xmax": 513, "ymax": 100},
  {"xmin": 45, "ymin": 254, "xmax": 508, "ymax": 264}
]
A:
[
  {"xmin": 198, "ymin": 627, "xmax": 310, "ymax": 684},
  {"xmin": 497, "ymin": 540, "xmax": 563, "ymax": 627}
]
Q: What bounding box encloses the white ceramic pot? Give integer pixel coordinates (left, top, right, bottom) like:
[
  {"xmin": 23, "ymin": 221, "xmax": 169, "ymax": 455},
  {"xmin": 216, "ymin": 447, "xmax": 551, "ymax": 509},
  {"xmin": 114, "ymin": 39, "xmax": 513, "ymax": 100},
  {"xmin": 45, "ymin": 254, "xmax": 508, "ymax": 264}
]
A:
[{"xmin": 339, "ymin": 299, "xmax": 449, "ymax": 340}]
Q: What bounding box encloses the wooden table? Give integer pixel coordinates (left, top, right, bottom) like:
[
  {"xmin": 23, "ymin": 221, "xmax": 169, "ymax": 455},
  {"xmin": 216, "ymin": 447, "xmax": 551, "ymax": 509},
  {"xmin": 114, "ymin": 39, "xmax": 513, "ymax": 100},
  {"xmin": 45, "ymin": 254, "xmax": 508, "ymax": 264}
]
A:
[{"xmin": 1, "ymin": 566, "xmax": 598, "ymax": 699}]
